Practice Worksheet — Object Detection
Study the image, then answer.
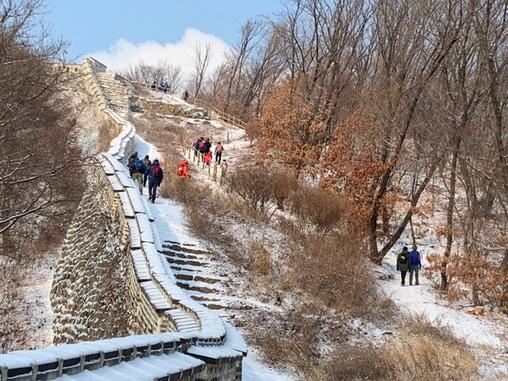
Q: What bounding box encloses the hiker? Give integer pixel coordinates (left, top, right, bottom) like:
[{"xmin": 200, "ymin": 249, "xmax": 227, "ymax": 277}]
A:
[
  {"xmin": 183, "ymin": 90, "xmax": 189, "ymax": 101},
  {"xmin": 131, "ymin": 157, "xmax": 146, "ymax": 194},
  {"xmin": 128, "ymin": 151, "xmax": 139, "ymax": 176},
  {"xmin": 203, "ymin": 151, "xmax": 212, "ymax": 166},
  {"xmin": 148, "ymin": 159, "xmax": 163, "ymax": 203},
  {"xmin": 194, "ymin": 137, "xmax": 203, "ymax": 156},
  {"xmin": 215, "ymin": 142, "xmax": 224, "ymax": 164},
  {"xmin": 142, "ymin": 155, "xmax": 152, "ymax": 187},
  {"xmin": 177, "ymin": 160, "xmax": 190, "ymax": 179},
  {"xmin": 409, "ymin": 245, "xmax": 422, "ymax": 286},
  {"xmin": 396, "ymin": 246, "xmax": 410, "ymax": 286},
  {"xmin": 198, "ymin": 138, "xmax": 207, "ymax": 155},
  {"xmin": 204, "ymin": 137, "xmax": 212, "ymax": 153}
]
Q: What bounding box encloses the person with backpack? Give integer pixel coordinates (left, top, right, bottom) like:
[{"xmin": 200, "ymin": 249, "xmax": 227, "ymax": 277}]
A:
[
  {"xmin": 148, "ymin": 159, "xmax": 163, "ymax": 203},
  {"xmin": 128, "ymin": 151, "xmax": 139, "ymax": 177},
  {"xmin": 198, "ymin": 138, "xmax": 207, "ymax": 155},
  {"xmin": 131, "ymin": 157, "xmax": 146, "ymax": 194},
  {"xmin": 215, "ymin": 142, "xmax": 224, "ymax": 164},
  {"xmin": 396, "ymin": 246, "xmax": 410, "ymax": 286},
  {"xmin": 204, "ymin": 137, "xmax": 212, "ymax": 153},
  {"xmin": 142, "ymin": 155, "xmax": 151, "ymax": 187},
  {"xmin": 409, "ymin": 245, "xmax": 422, "ymax": 286},
  {"xmin": 194, "ymin": 137, "xmax": 203, "ymax": 157},
  {"xmin": 177, "ymin": 160, "xmax": 190, "ymax": 179}
]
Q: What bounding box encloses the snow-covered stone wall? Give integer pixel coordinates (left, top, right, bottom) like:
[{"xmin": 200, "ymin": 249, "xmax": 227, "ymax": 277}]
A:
[
  {"xmin": 0, "ymin": 58, "xmax": 246, "ymax": 381},
  {"xmin": 51, "ymin": 162, "xmax": 137, "ymax": 342}
]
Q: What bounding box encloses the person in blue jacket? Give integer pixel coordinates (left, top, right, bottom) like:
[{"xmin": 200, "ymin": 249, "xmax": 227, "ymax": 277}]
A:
[
  {"xmin": 409, "ymin": 245, "xmax": 422, "ymax": 286},
  {"xmin": 148, "ymin": 159, "xmax": 164, "ymax": 203}
]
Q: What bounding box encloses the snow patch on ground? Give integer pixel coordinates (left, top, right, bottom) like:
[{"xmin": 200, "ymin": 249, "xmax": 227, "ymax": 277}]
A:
[
  {"xmin": 380, "ymin": 262, "xmax": 505, "ymax": 348},
  {"xmin": 243, "ymin": 349, "xmax": 295, "ymax": 381}
]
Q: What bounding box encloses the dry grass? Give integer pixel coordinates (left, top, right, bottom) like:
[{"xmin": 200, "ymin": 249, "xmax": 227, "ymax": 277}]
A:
[
  {"xmin": 248, "ymin": 241, "xmax": 272, "ymax": 275},
  {"xmin": 384, "ymin": 315, "xmax": 479, "ymax": 381}
]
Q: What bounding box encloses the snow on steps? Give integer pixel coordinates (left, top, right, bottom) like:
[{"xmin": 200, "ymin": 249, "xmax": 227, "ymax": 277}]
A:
[{"xmin": 0, "ymin": 58, "xmax": 246, "ymax": 381}]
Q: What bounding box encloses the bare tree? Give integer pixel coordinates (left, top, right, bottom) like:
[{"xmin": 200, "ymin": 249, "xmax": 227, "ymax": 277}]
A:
[
  {"xmin": 190, "ymin": 42, "xmax": 212, "ymax": 99},
  {"xmin": 124, "ymin": 60, "xmax": 182, "ymax": 94}
]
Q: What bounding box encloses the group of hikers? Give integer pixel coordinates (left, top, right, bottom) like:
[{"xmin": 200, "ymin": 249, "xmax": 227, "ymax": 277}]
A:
[
  {"xmin": 396, "ymin": 245, "xmax": 422, "ymax": 286},
  {"xmin": 127, "ymin": 150, "xmax": 212, "ymax": 201},
  {"xmin": 128, "ymin": 152, "xmax": 164, "ymax": 203},
  {"xmin": 149, "ymin": 81, "xmax": 189, "ymax": 101},
  {"xmin": 150, "ymin": 80, "xmax": 171, "ymax": 94},
  {"xmin": 192, "ymin": 136, "xmax": 228, "ymax": 174}
]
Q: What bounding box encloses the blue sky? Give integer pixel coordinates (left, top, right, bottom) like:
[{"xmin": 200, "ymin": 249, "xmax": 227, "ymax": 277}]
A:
[{"xmin": 44, "ymin": 0, "xmax": 284, "ymax": 61}]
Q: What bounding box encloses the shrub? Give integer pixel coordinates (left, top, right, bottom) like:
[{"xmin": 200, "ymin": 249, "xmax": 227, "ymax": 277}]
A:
[
  {"xmin": 284, "ymin": 230, "xmax": 390, "ymax": 317},
  {"xmin": 225, "ymin": 165, "xmax": 272, "ymax": 211},
  {"xmin": 289, "ymin": 186, "xmax": 345, "ymax": 233},
  {"xmin": 266, "ymin": 169, "xmax": 298, "ymax": 210}
]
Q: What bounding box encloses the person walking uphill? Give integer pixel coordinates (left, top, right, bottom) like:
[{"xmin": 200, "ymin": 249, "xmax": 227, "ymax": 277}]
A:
[
  {"xmin": 148, "ymin": 159, "xmax": 163, "ymax": 203},
  {"xmin": 131, "ymin": 157, "xmax": 145, "ymax": 194},
  {"xmin": 215, "ymin": 142, "xmax": 224, "ymax": 164},
  {"xmin": 128, "ymin": 151, "xmax": 139, "ymax": 177},
  {"xmin": 396, "ymin": 246, "xmax": 410, "ymax": 286},
  {"xmin": 142, "ymin": 155, "xmax": 151, "ymax": 187},
  {"xmin": 409, "ymin": 245, "xmax": 422, "ymax": 286},
  {"xmin": 177, "ymin": 160, "xmax": 190, "ymax": 179}
]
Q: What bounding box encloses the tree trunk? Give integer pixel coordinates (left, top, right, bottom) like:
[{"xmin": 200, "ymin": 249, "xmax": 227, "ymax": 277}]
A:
[{"xmin": 441, "ymin": 137, "xmax": 460, "ymax": 290}]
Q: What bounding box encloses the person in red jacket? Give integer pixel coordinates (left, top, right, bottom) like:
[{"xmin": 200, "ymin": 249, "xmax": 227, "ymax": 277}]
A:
[
  {"xmin": 203, "ymin": 151, "xmax": 212, "ymax": 166},
  {"xmin": 177, "ymin": 160, "xmax": 190, "ymax": 179}
]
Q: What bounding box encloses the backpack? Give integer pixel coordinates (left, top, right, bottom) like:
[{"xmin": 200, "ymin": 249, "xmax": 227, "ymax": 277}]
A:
[
  {"xmin": 151, "ymin": 165, "xmax": 161, "ymax": 177},
  {"xmin": 134, "ymin": 160, "xmax": 143, "ymax": 171},
  {"xmin": 410, "ymin": 251, "xmax": 420, "ymax": 265}
]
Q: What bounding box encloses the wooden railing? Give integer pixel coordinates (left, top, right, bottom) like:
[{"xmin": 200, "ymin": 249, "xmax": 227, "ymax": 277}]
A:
[
  {"xmin": 192, "ymin": 98, "xmax": 247, "ymax": 130},
  {"xmin": 185, "ymin": 146, "xmax": 226, "ymax": 184}
]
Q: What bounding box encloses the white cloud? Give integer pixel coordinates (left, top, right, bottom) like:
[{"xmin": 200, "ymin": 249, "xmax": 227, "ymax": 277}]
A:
[{"xmin": 88, "ymin": 28, "xmax": 231, "ymax": 81}]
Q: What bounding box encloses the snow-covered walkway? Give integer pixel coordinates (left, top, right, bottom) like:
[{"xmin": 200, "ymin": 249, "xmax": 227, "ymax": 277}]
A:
[
  {"xmin": 381, "ymin": 247, "xmax": 508, "ymax": 378},
  {"xmin": 133, "ymin": 134, "xmax": 294, "ymax": 381}
]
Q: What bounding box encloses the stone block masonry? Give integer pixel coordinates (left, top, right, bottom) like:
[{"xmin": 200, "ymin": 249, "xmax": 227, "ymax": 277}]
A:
[{"xmin": 51, "ymin": 162, "xmax": 140, "ymax": 342}]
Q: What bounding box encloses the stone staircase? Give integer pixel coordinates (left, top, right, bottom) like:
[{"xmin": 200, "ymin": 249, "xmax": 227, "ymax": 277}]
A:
[
  {"xmin": 162, "ymin": 242, "xmax": 229, "ymax": 311},
  {"xmin": 95, "ymin": 72, "xmax": 130, "ymax": 115}
]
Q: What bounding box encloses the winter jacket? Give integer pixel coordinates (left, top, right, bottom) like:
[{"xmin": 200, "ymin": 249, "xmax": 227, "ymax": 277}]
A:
[
  {"xmin": 409, "ymin": 250, "xmax": 421, "ymax": 267},
  {"xmin": 215, "ymin": 144, "xmax": 224, "ymax": 154},
  {"xmin": 143, "ymin": 159, "xmax": 152, "ymax": 175},
  {"xmin": 148, "ymin": 164, "xmax": 164, "ymax": 185},
  {"xmin": 396, "ymin": 250, "xmax": 410, "ymax": 272},
  {"xmin": 204, "ymin": 151, "xmax": 212, "ymax": 165},
  {"xmin": 131, "ymin": 159, "xmax": 146, "ymax": 174},
  {"xmin": 204, "ymin": 140, "xmax": 211, "ymax": 153},
  {"xmin": 177, "ymin": 162, "xmax": 190, "ymax": 178}
]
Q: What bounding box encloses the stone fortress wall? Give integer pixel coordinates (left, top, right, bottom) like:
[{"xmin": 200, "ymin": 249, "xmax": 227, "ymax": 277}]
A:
[{"xmin": 0, "ymin": 58, "xmax": 246, "ymax": 381}]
